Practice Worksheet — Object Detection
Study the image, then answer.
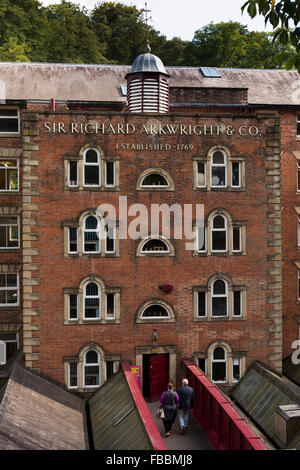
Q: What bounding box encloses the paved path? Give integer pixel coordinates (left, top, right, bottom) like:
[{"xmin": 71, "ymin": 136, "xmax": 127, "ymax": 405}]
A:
[{"xmin": 147, "ymin": 400, "xmax": 214, "ymax": 451}]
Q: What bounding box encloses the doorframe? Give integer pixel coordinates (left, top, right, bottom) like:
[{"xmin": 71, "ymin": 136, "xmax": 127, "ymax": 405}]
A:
[{"xmin": 135, "ymin": 345, "xmax": 177, "ymax": 394}]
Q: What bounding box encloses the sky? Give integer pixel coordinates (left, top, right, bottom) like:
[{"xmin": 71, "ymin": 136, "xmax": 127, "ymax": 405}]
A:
[{"xmin": 40, "ymin": 0, "xmax": 274, "ymax": 41}]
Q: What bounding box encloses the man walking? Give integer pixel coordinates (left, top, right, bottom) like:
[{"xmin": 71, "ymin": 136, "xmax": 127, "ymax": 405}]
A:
[{"xmin": 177, "ymin": 378, "xmax": 194, "ymax": 435}]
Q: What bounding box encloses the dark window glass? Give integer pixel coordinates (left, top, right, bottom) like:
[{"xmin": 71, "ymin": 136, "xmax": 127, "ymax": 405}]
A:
[
  {"xmin": 212, "ymin": 231, "xmax": 226, "ymax": 251},
  {"xmin": 0, "ymin": 110, "xmax": 18, "ymax": 117},
  {"xmin": 69, "ymin": 161, "xmax": 78, "ymax": 186},
  {"xmin": 85, "ymin": 150, "xmax": 98, "ymax": 163},
  {"xmin": 198, "ymin": 292, "xmax": 206, "ymax": 316},
  {"xmin": 69, "ymin": 228, "xmax": 77, "ymax": 252},
  {"xmin": 85, "ymin": 283, "xmax": 100, "ymax": 318},
  {"xmin": 69, "ymin": 362, "xmax": 78, "ymax": 387},
  {"xmin": 106, "ymin": 293, "xmax": 115, "ymax": 318},
  {"xmin": 197, "ymin": 162, "xmax": 206, "ymax": 187},
  {"xmin": 232, "ymin": 162, "xmax": 240, "ymax": 187},
  {"xmin": 69, "ymin": 294, "xmax": 78, "ymax": 319},
  {"xmin": 211, "ymin": 167, "xmax": 226, "ymax": 186},
  {"xmin": 233, "ymin": 227, "xmax": 241, "ymax": 251},
  {"xmin": 297, "ymin": 115, "xmax": 300, "ymax": 136},
  {"xmin": 198, "ymin": 227, "xmax": 206, "ymax": 251},
  {"xmin": 234, "ymin": 291, "xmax": 241, "ymax": 316},
  {"xmin": 105, "ymin": 161, "xmax": 115, "ymax": 186},
  {"xmin": 142, "ymin": 305, "xmax": 169, "ymax": 317},
  {"xmin": 233, "ymin": 358, "xmax": 241, "ymax": 381},
  {"xmin": 212, "ymin": 297, "xmax": 227, "ymax": 316},
  {"xmin": 212, "ymin": 362, "xmax": 226, "ymax": 382},
  {"xmin": 105, "ymin": 225, "xmax": 115, "ymax": 253},
  {"xmin": 84, "ymin": 166, "xmax": 99, "ymax": 186},
  {"xmin": 106, "ymin": 361, "xmax": 114, "ymax": 380},
  {"xmin": 198, "ymin": 358, "xmax": 206, "ymax": 372},
  {"xmin": 213, "ymin": 347, "xmax": 225, "ymax": 360},
  {"xmin": 0, "ymin": 114, "xmax": 19, "ymax": 133},
  {"xmin": 142, "ymin": 239, "xmax": 168, "ymax": 252},
  {"xmin": 142, "ymin": 173, "xmax": 168, "ymax": 186},
  {"xmin": 213, "ymin": 280, "xmax": 226, "ymax": 295}
]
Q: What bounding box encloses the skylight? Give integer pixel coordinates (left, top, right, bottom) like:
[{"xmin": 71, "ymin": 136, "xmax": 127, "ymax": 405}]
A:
[{"xmin": 200, "ymin": 67, "xmax": 221, "ymax": 78}]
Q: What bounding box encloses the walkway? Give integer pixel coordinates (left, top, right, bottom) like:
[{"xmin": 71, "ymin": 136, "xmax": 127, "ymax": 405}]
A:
[{"xmin": 146, "ymin": 400, "xmax": 214, "ymax": 451}]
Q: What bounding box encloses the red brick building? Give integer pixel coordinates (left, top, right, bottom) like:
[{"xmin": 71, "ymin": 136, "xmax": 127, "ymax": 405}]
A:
[{"xmin": 0, "ymin": 55, "xmax": 299, "ymax": 396}]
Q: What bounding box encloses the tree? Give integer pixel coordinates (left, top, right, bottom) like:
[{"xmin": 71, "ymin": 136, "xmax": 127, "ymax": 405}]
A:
[
  {"xmin": 0, "ymin": 36, "xmax": 30, "ymax": 62},
  {"xmin": 43, "ymin": 1, "xmax": 107, "ymax": 63},
  {"xmin": 184, "ymin": 21, "xmax": 283, "ymax": 68},
  {"xmin": 91, "ymin": 2, "xmax": 146, "ymax": 64},
  {"xmin": 242, "ymin": 0, "xmax": 300, "ymax": 70}
]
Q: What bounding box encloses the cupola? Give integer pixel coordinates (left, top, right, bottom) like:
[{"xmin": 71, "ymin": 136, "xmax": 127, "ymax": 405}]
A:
[{"xmin": 125, "ymin": 46, "xmax": 170, "ymax": 113}]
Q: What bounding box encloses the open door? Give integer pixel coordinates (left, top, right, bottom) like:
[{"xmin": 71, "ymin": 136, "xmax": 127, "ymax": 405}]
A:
[{"xmin": 150, "ymin": 354, "xmax": 169, "ymax": 402}]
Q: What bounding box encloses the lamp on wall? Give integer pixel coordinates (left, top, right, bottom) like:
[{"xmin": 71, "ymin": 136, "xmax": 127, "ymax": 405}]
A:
[{"xmin": 152, "ymin": 329, "xmax": 158, "ymax": 342}]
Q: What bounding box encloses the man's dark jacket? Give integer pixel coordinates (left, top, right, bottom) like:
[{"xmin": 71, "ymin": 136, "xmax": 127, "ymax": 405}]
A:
[{"xmin": 177, "ymin": 385, "xmax": 194, "ymax": 409}]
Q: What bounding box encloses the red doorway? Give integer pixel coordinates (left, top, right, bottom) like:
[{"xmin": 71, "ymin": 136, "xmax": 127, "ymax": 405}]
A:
[{"xmin": 145, "ymin": 354, "xmax": 169, "ymax": 402}]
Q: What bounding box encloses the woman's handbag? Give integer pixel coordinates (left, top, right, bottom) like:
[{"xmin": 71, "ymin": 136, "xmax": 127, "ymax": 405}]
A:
[{"xmin": 156, "ymin": 408, "xmax": 165, "ymax": 419}]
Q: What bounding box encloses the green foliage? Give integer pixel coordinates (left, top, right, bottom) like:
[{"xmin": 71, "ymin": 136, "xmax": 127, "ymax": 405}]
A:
[
  {"xmin": 0, "ymin": 0, "xmax": 293, "ymax": 69},
  {"xmin": 185, "ymin": 21, "xmax": 283, "ymax": 68},
  {"xmin": 0, "ymin": 36, "xmax": 30, "ymax": 62},
  {"xmin": 242, "ymin": 0, "xmax": 300, "ymax": 71}
]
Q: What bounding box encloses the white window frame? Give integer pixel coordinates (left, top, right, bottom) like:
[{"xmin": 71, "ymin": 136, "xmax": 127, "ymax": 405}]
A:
[
  {"xmin": 211, "ymin": 346, "xmax": 227, "ymax": 384},
  {"xmin": 105, "ymin": 161, "xmax": 116, "ymax": 188},
  {"xmin": 84, "ymin": 350, "xmax": 100, "ymax": 388},
  {"xmin": 232, "ymin": 226, "xmax": 242, "ymax": 253},
  {"xmin": 232, "ymin": 357, "xmax": 241, "ymax": 383},
  {"xmin": 68, "ymin": 161, "xmax": 78, "ymax": 187},
  {"xmin": 211, "ymin": 150, "xmax": 227, "ymax": 188},
  {"xmin": 211, "ymin": 279, "xmax": 228, "ymax": 318},
  {"xmin": 68, "ymin": 293, "xmax": 78, "ymax": 321},
  {"xmin": 211, "ymin": 214, "xmax": 227, "ymax": 252},
  {"xmin": 68, "ymin": 362, "xmax": 79, "ymax": 389},
  {"xmin": 197, "ymin": 291, "xmax": 207, "ymax": 318},
  {"xmin": 68, "ymin": 227, "xmax": 78, "ymax": 254},
  {"xmin": 0, "ymin": 273, "xmax": 19, "ymax": 307},
  {"xmin": 105, "ymin": 224, "xmax": 116, "ymax": 254},
  {"xmin": 83, "ymin": 281, "xmax": 101, "ymax": 320},
  {"xmin": 140, "ymin": 173, "xmax": 170, "ymax": 188},
  {"xmin": 233, "ymin": 290, "xmax": 242, "ymax": 317},
  {"xmin": 197, "ymin": 226, "xmax": 206, "ymax": 253},
  {"xmin": 196, "ymin": 161, "xmax": 206, "ymax": 188},
  {"xmin": 83, "ymin": 148, "xmax": 101, "ymax": 187},
  {"xmin": 141, "ymin": 304, "xmax": 170, "ymax": 319},
  {"xmin": 0, "ymin": 159, "xmax": 19, "ymax": 192},
  {"xmin": 0, "ymin": 109, "xmax": 20, "ymax": 135},
  {"xmin": 140, "ymin": 238, "xmax": 170, "ymax": 254},
  {"xmin": 0, "ymin": 340, "xmax": 6, "ymax": 365},
  {"xmin": 0, "ymin": 216, "xmax": 19, "ymax": 249},
  {"xmin": 105, "ymin": 293, "xmax": 116, "ymax": 320},
  {"xmin": 83, "ymin": 215, "xmax": 101, "ymax": 254},
  {"xmin": 231, "ymin": 161, "xmax": 241, "ymax": 188}
]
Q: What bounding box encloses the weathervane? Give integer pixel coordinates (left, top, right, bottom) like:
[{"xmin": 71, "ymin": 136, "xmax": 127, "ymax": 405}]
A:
[{"xmin": 142, "ymin": 2, "xmax": 152, "ymax": 53}]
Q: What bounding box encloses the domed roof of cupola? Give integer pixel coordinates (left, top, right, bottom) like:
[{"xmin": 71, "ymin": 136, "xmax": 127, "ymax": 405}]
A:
[{"xmin": 128, "ymin": 52, "xmax": 169, "ymax": 76}]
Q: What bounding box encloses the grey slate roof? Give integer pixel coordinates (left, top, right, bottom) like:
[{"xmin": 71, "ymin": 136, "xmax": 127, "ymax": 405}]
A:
[
  {"xmin": 231, "ymin": 361, "xmax": 300, "ymax": 449},
  {"xmin": 89, "ymin": 369, "xmax": 156, "ymax": 450},
  {"xmin": 0, "ymin": 363, "xmax": 89, "ymax": 450},
  {"xmin": 0, "ymin": 62, "xmax": 299, "ymax": 105},
  {"xmin": 128, "ymin": 53, "xmax": 169, "ymax": 75}
]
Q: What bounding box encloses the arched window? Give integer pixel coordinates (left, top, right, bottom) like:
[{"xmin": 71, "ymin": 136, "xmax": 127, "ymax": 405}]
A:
[
  {"xmin": 141, "ymin": 239, "xmax": 170, "ymax": 253},
  {"xmin": 83, "ymin": 215, "xmax": 100, "ymax": 253},
  {"xmin": 211, "ymin": 150, "xmax": 226, "ymax": 187},
  {"xmin": 84, "ymin": 149, "xmax": 100, "ymax": 187},
  {"xmin": 84, "ymin": 349, "xmax": 100, "ymax": 387},
  {"xmin": 141, "ymin": 173, "xmax": 169, "ymax": 187},
  {"xmin": 211, "ymin": 215, "xmax": 227, "ymax": 252},
  {"xmin": 84, "ymin": 282, "xmax": 100, "ymax": 319},
  {"xmin": 211, "ymin": 346, "xmax": 227, "ymax": 383},
  {"xmin": 211, "ymin": 279, "xmax": 228, "ymax": 317},
  {"xmin": 141, "ymin": 304, "xmax": 170, "ymax": 318}
]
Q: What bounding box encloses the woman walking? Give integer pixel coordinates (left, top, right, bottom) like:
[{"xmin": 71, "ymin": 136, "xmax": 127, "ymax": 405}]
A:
[{"xmin": 158, "ymin": 382, "xmax": 179, "ymax": 437}]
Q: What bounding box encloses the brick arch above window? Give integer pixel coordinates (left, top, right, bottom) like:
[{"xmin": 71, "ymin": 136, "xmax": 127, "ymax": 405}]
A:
[{"xmin": 136, "ymin": 168, "xmax": 175, "ymax": 191}]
